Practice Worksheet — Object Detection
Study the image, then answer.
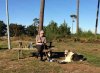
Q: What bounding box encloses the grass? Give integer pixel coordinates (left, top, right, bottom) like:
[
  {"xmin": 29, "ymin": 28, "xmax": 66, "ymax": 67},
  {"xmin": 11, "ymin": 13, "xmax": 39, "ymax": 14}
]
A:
[
  {"xmin": 53, "ymin": 41, "xmax": 100, "ymax": 67},
  {"xmin": 0, "ymin": 39, "xmax": 100, "ymax": 73},
  {"xmin": 81, "ymin": 52, "xmax": 100, "ymax": 67},
  {"xmin": 0, "ymin": 50, "xmax": 64, "ymax": 73}
]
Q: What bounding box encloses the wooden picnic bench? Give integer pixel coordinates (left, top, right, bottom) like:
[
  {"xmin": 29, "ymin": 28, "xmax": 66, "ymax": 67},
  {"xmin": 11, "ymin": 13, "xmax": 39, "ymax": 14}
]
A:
[{"xmin": 12, "ymin": 41, "xmax": 54, "ymax": 60}]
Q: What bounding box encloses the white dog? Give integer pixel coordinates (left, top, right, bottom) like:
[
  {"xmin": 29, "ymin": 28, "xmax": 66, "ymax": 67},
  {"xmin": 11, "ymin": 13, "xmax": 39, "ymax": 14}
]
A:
[{"xmin": 59, "ymin": 50, "xmax": 74, "ymax": 63}]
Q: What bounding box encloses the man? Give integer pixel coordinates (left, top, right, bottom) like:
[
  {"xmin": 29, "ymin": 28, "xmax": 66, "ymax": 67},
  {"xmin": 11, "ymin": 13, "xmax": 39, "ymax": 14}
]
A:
[{"xmin": 36, "ymin": 30, "xmax": 46, "ymax": 61}]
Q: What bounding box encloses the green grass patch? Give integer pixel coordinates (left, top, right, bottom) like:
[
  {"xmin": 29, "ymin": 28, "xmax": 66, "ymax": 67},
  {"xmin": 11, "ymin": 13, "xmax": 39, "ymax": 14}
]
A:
[{"xmin": 78, "ymin": 50, "xmax": 100, "ymax": 67}]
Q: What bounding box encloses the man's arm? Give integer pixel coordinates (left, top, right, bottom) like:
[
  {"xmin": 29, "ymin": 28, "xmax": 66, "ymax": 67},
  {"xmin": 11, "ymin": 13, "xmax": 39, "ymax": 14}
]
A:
[
  {"xmin": 36, "ymin": 35, "xmax": 42, "ymax": 44},
  {"xmin": 44, "ymin": 37, "xmax": 46, "ymax": 44}
]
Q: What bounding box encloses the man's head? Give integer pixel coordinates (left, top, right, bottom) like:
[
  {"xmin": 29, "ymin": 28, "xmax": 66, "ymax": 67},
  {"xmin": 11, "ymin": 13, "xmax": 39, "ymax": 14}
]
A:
[{"xmin": 40, "ymin": 30, "xmax": 45, "ymax": 37}]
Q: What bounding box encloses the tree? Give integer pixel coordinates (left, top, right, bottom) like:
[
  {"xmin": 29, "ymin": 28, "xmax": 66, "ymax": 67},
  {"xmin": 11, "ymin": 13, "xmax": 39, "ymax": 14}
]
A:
[
  {"xmin": 0, "ymin": 21, "xmax": 7, "ymax": 36},
  {"xmin": 26, "ymin": 25, "xmax": 38, "ymax": 36},
  {"xmin": 95, "ymin": 0, "xmax": 100, "ymax": 35},
  {"xmin": 33, "ymin": 18, "xmax": 39, "ymax": 26},
  {"xmin": 59, "ymin": 20, "xmax": 71, "ymax": 37},
  {"xmin": 45, "ymin": 21, "xmax": 59, "ymax": 40},
  {"xmin": 76, "ymin": 0, "xmax": 80, "ymax": 34},
  {"xmin": 45, "ymin": 20, "xmax": 71, "ymax": 41},
  {"xmin": 46, "ymin": 21, "xmax": 58, "ymax": 34},
  {"xmin": 9, "ymin": 23, "xmax": 25, "ymax": 36},
  {"xmin": 39, "ymin": 0, "xmax": 45, "ymax": 32},
  {"xmin": 33, "ymin": 18, "xmax": 39, "ymax": 33}
]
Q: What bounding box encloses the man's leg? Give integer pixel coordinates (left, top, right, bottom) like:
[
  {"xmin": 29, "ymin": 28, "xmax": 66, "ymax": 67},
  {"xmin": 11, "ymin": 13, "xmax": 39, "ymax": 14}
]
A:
[
  {"xmin": 39, "ymin": 45, "xmax": 44, "ymax": 61},
  {"xmin": 36, "ymin": 45, "xmax": 41, "ymax": 58}
]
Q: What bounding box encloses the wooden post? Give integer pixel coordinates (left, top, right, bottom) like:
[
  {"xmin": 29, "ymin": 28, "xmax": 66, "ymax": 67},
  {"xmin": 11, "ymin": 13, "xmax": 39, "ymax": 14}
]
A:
[
  {"xmin": 49, "ymin": 42, "xmax": 52, "ymax": 48},
  {"xmin": 39, "ymin": 0, "xmax": 45, "ymax": 33},
  {"xmin": 18, "ymin": 42, "xmax": 23, "ymax": 60},
  {"xmin": 18, "ymin": 50, "xmax": 20, "ymax": 60},
  {"xmin": 95, "ymin": 0, "xmax": 100, "ymax": 35},
  {"xmin": 76, "ymin": 0, "xmax": 80, "ymax": 34}
]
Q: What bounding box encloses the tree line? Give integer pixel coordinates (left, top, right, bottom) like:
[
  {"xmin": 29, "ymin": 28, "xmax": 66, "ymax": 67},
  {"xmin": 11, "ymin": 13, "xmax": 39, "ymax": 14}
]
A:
[{"xmin": 0, "ymin": 20, "xmax": 71, "ymax": 39}]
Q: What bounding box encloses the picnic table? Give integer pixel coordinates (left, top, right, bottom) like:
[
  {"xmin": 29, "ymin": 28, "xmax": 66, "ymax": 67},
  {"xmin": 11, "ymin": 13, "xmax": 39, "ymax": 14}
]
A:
[{"xmin": 12, "ymin": 41, "xmax": 54, "ymax": 60}]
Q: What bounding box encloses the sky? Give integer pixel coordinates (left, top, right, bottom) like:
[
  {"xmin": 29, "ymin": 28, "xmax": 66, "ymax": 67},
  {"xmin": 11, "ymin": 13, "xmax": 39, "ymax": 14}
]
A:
[{"xmin": 0, "ymin": 0, "xmax": 100, "ymax": 33}]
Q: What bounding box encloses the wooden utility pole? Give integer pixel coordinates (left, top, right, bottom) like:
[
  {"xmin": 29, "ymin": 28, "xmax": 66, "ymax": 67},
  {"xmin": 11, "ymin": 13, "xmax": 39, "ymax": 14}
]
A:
[
  {"xmin": 95, "ymin": 0, "xmax": 100, "ymax": 35},
  {"xmin": 76, "ymin": 0, "xmax": 80, "ymax": 34},
  {"xmin": 39, "ymin": 0, "xmax": 45, "ymax": 33}
]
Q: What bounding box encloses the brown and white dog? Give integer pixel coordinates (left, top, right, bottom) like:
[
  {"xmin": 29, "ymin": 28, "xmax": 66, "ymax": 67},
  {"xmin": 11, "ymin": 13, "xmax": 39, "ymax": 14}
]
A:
[{"xmin": 58, "ymin": 50, "xmax": 86, "ymax": 64}]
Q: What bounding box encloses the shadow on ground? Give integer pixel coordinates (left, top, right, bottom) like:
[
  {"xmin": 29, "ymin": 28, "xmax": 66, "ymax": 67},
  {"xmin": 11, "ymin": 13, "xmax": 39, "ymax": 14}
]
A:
[
  {"xmin": 0, "ymin": 48, "xmax": 8, "ymax": 50},
  {"xmin": 31, "ymin": 52, "xmax": 65, "ymax": 59}
]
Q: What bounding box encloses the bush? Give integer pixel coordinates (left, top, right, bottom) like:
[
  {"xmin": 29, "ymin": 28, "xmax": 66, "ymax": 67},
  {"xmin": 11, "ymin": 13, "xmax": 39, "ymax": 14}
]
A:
[
  {"xmin": 87, "ymin": 37, "xmax": 95, "ymax": 42},
  {"xmin": 77, "ymin": 28, "xmax": 94, "ymax": 38},
  {"xmin": 96, "ymin": 34, "xmax": 100, "ymax": 39},
  {"xmin": 0, "ymin": 21, "xmax": 7, "ymax": 36},
  {"xmin": 45, "ymin": 20, "xmax": 71, "ymax": 41}
]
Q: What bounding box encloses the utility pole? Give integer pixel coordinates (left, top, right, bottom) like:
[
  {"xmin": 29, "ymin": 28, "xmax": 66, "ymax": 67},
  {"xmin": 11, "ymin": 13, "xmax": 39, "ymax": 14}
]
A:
[
  {"xmin": 76, "ymin": 0, "xmax": 80, "ymax": 34},
  {"xmin": 6, "ymin": 0, "xmax": 11, "ymax": 49},
  {"xmin": 39, "ymin": 0, "xmax": 45, "ymax": 33},
  {"xmin": 72, "ymin": 20, "xmax": 74, "ymax": 34},
  {"xmin": 95, "ymin": 0, "xmax": 100, "ymax": 35}
]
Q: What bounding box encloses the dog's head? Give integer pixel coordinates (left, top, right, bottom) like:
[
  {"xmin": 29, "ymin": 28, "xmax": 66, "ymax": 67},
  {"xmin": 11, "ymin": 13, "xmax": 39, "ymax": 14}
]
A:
[{"xmin": 64, "ymin": 50, "xmax": 70, "ymax": 56}]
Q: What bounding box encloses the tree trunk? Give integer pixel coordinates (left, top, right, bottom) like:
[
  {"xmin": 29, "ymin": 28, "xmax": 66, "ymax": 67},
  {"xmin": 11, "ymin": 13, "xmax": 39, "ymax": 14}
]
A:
[
  {"xmin": 76, "ymin": 0, "xmax": 80, "ymax": 34},
  {"xmin": 39, "ymin": 0, "xmax": 45, "ymax": 33},
  {"xmin": 95, "ymin": 0, "xmax": 100, "ymax": 35}
]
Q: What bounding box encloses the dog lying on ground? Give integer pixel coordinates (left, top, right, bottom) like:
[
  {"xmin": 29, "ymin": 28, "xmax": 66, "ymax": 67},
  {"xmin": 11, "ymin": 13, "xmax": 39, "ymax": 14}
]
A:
[{"xmin": 58, "ymin": 50, "xmax": 87, "ymax": 64}]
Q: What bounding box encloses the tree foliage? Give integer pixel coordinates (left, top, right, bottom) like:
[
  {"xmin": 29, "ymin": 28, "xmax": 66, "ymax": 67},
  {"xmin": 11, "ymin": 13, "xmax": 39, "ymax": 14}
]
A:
[
  {"xmin": 0, "ymin": 21, "xmax": 7, "ymax": 36},
  {"xmin": 45, "ymin": 21, "xmax": 59, "ymax": 40},
  {"xmin": 9, "ymin": 23, "xmax": 25, "ymax": 36},
  {"xmin": 33, "ymin": 18, "xmax": 39, "ymax": 26},
  {"xmin": 45, "ymin": 20, "xmax": 71, "ymax": 41},
  {"xmin": 76, "ymin": 28, "xmax": 94, "ymax": 38},
  {"xmin": 26, "ymin": 25, "xmax": 38, "ymax": 36},
  {"xmin": 59, "ymin": 20, "xmax": 71, "ymax": 37},
  {"xmin": 0, "ymin": 20, "xmax": 71, "ymax": 39}
]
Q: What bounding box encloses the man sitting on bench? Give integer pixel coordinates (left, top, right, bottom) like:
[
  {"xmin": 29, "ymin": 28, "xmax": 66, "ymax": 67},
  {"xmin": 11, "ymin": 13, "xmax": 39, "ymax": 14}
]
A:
[{"xmin": 36, "ymin": 30, "xmax": 46, "ymax": 61}]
